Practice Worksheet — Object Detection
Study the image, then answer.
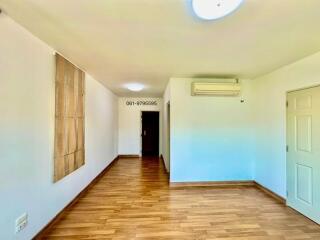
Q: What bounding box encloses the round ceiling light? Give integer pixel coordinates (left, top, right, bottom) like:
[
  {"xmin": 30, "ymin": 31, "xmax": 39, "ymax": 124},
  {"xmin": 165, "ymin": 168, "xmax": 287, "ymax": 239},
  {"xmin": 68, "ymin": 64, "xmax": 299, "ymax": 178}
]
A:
[
  {"xmin": 125, "ymin": 83, "xmax": 145, "ymax": 92},
  {"xmin": 192, "ymin": 0, "xmax": 244, "ymax": 20}
]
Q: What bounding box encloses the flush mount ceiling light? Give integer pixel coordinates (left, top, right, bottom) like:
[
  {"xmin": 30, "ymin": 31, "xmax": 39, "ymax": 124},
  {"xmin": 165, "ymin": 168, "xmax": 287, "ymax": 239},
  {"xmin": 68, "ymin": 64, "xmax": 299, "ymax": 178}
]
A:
[
  {"xmin": 192, "ymin": 0, "xmax": 244, "ymax": 20},
  {"xmin": 125, "ymin": 83, "xmax": 145, "ymax": 92}
]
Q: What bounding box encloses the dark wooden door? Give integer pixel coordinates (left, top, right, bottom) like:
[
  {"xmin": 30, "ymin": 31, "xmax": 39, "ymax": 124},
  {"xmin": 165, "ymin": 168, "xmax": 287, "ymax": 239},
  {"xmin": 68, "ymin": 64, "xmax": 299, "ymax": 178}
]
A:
[{"xmin": 142, "ymin": 111, "xmax": 159, "ymax": 156}]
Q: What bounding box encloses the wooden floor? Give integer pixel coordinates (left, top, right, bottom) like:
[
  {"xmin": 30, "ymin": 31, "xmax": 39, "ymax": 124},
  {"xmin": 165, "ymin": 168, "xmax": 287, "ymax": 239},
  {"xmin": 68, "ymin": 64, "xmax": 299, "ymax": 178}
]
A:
[{"xmin": 41, "ymin": 157, "xmax": 320, "ymax": 240}]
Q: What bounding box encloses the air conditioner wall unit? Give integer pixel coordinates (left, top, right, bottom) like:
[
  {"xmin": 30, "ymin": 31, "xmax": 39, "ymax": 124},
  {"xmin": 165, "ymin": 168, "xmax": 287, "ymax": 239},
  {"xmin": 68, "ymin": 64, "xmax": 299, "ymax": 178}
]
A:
[{"xmin": 191, "ymin": 81, "xmax": 241, "ymax": 96}]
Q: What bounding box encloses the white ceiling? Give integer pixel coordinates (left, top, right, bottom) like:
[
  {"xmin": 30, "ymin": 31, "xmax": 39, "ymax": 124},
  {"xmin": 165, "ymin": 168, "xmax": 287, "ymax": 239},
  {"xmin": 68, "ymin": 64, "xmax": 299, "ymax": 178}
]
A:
[{"xmin": 1, "ymin": 0, "xmax": 320, "ymax": 97}]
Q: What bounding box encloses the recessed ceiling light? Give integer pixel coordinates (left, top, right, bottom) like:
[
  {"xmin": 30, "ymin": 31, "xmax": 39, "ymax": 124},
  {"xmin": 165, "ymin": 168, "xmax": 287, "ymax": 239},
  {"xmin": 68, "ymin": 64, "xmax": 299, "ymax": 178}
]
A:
[
  {"xmin": 125, "ymin": 83, "xmax": 145, "ymax": 92},
  {"xmin": 192, "ymin": 0, "xmax": 244, "ymax": 20}
]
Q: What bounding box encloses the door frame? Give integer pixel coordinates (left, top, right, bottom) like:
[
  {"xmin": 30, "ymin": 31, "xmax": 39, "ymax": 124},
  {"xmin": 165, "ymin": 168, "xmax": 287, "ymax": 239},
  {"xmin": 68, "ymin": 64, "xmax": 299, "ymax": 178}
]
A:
[
  {"xmin": 140, "ymin": 110, "xmax": 160, "ymax": 156},
  {"xmin": 167, "ymin": 102, "xmax": 171, "ymax": 173}
]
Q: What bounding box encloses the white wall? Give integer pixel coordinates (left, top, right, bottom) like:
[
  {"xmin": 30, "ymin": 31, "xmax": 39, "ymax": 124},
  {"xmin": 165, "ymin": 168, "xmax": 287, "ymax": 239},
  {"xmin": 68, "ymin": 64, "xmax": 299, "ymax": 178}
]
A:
[
  {"xmin": 0, "ymin": 14, "xmax": 118, "ymax": 240},
  {"xmin": 118, "ymin": 98, "xmax": 162, "ymax": 156},
  {"xmin": 162, "ymin": 83, "xmax": 171, "ymax": 172},
  {"xmin": 169, "ymin": 78, "xmax": 256, "ymax": 182},
  {"xmin": 253, "ymin": 51, "xmax": 320, "ymax": 198}
]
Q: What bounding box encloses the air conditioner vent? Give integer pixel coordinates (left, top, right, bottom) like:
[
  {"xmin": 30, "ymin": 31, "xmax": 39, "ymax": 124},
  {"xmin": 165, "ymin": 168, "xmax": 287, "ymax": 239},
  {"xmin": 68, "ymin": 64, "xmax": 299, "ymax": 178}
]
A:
[{"xmin": 191, "ymin": 82, "xmax": 241, "ymax": 96}]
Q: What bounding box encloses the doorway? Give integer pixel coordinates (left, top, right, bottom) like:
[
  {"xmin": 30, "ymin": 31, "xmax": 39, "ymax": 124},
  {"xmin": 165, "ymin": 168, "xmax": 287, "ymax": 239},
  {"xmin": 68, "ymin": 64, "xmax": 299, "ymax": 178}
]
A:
[
  {"xmin": 141, "ymin": 111, "xmax": 159, "ymax": 156},
  {"xmin": 286, "ymin": 85, "xmax": 320, "ymax": 224},
  {"xmin": 167, "ymin": 103, "xmax": 171, "ymax": 171}
]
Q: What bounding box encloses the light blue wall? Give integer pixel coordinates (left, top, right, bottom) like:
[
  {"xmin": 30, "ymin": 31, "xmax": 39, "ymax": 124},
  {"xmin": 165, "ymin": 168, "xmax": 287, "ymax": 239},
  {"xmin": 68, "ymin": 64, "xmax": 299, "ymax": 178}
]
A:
[
  {"xmin": 168, "ymin": 52, "xmax": 320, "ymax": 194},
  {"xmin": 253, "ymin": 51, "xmax": 320, "ymax": 198},
  {"xmin": 170, "ymin": 78, "xmax": 255, "ymax": 182}
]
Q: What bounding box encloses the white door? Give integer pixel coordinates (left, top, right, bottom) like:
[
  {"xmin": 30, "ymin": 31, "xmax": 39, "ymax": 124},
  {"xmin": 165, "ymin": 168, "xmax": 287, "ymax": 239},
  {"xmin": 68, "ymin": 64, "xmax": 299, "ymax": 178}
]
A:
[{"xmin": 287, "ymin": 86, "xmax": 320, "ymax": 223}]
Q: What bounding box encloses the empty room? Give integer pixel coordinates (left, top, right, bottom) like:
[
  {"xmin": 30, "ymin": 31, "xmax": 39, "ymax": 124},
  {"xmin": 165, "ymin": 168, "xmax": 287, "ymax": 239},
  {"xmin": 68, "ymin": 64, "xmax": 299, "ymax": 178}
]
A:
[{"xmin": 1, "ymin": 0, "xmax": 320, "ymax": 239}]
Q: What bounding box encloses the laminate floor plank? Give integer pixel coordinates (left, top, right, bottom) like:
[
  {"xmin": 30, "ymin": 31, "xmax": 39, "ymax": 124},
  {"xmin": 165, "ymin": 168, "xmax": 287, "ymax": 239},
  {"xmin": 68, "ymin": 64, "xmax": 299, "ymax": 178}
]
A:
[{"xmin": 40, "ymin": 157, "xmax": 320, "ymax": 239}]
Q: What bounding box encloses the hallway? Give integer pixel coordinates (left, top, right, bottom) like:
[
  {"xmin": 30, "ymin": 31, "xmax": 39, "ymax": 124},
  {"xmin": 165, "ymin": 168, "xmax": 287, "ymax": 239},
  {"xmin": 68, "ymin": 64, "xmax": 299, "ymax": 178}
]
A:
[{"xmin": 39, "ymin": 157, "xmax": 320, "ymax": 239}]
